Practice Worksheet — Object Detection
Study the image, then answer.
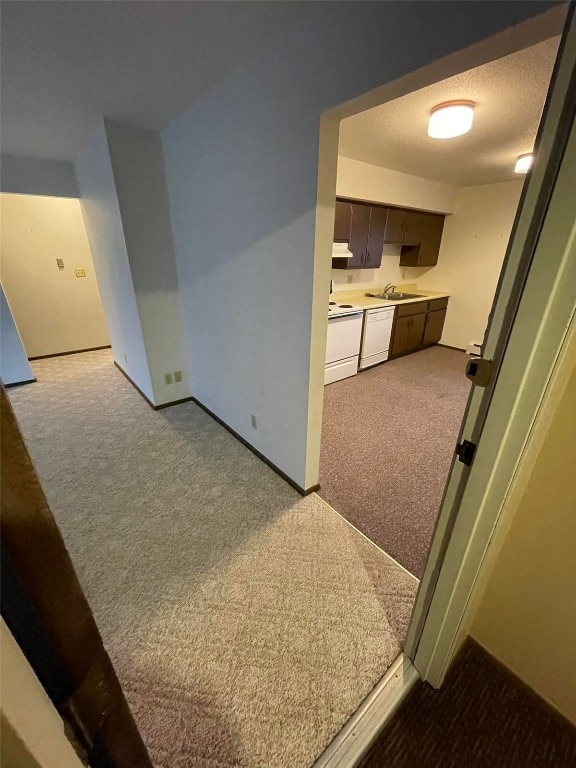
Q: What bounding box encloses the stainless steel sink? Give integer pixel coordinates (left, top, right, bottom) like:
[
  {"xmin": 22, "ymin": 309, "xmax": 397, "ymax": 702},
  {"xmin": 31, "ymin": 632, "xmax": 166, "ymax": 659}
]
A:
[{"xmin": 365, "ymin": 292, "xmax": 424, "ymax": 301}]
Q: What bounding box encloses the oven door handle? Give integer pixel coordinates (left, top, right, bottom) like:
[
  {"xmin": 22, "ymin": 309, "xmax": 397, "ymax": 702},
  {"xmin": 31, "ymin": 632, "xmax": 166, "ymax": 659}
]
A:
[{"xmin": 328, "ymin": 311, "xmax": 364, "ymax": 319}]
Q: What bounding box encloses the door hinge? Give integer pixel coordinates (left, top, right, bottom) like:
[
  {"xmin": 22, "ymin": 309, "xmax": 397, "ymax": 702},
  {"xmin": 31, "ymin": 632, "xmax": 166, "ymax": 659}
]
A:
[
  {"xmin": 466, "ymin": 357, "xmax": 493, "ymax": 387},
  {"xmin": 456, "ymin": 439, "xmax": 477, "ymax": 466}
]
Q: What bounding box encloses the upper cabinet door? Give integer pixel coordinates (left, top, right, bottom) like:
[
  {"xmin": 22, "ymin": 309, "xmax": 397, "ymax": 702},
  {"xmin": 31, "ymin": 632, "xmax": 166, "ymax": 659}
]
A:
[
  {"xmin": 347, "ymin": 203, "xmax": 371, "ymax": 268},
  {"xmin": 333, "ymin": 200, "xmax": 352, "ymax": 241},
  {"xmin": 384, "ymin": 208, "xmax": 406, "ymax": 244},
  {"xmin": 417, "ymin": 213, "xmax": 445, "ymax": 266},
  {"xmin": 365, "ymin": 205, "xmax": 387, "ymax": 268},
  {"xmin": 403, "ymin": 210, "xmax": 426, "ymax": 247},
  {"xmin": 400, "ymin": 212, "xmax": 445, "ymax": 266}
]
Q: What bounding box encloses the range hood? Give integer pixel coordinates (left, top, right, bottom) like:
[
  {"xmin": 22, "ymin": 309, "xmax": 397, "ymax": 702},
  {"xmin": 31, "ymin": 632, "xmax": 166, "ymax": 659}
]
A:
[{"xmin": 332, "ymin": 242, "xmax": 353, "ymax": 259}]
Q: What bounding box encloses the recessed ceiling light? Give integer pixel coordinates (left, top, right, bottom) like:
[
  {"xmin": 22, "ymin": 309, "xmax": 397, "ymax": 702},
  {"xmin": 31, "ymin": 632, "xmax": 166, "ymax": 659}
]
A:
[
  {"xmin": 428, "ymin": 100, "xmax": 475, "ymax": 139},
  {"xmin": 515, "ymin": 153, "xmax": 534, "ymax": 174}
]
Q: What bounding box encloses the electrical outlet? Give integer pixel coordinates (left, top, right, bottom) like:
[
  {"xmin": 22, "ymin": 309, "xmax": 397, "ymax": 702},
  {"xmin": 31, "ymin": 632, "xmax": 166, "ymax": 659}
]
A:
[
  {"xmin": 174, "ymin": 370, "xmax": 182, "ymax": 383},
  {"xmin": 164, "ymin": 373, "xmax": 173, "ymax": 385},
  {"xmin": 251, "ymin": 414, "xmax": 257, "ymax": 429},
  {"xmin": 347, "ymin": 274, "xmax": 354, "ymax": 283},
  {"xmin": 75, "ymin": 268, "xmax": 86, "ymax": 278}
]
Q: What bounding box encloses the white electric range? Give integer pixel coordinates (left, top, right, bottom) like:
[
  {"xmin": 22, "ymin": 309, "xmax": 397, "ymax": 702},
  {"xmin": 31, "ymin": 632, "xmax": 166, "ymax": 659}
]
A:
[{"xmin": 325, "ymin": 301, "xmax": 364, "ymax": 384}]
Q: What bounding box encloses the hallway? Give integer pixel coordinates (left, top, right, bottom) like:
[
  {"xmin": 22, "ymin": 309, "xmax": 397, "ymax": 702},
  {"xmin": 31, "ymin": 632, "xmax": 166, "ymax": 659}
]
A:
[{"xmin": 8, "ymin": 350, "xmax": 418, "ymax": 768}]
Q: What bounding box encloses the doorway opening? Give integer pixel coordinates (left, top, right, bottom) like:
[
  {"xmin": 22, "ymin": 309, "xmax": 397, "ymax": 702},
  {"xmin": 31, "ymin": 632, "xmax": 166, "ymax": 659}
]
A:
[
  {"xmin": 313, "ymin": 27, "xmax": 562, "ymax": 653},
  {"xmin": 0, "ymin": 192, "xmax": 110, "ymax": 386}
]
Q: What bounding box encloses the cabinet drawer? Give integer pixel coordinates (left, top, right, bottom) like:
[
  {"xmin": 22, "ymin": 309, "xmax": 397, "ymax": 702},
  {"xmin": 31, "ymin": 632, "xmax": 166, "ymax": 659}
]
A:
[
  {"xmin": 396, "ymin": 300, "xmax": 429, "ymax": 317},
  {"xmin": 325, "ymin": 356, "xmax": 358, "ymax": 385},
  {"xmin": 428, "ymin": 297, "xmax": 449, "ymax": 311}
]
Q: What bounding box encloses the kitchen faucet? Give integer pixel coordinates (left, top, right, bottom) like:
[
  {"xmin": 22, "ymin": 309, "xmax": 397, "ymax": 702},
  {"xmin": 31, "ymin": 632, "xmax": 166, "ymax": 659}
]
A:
[{"xmin": 383, "ymin": 283, "xmax": 396, "ymax": 294}]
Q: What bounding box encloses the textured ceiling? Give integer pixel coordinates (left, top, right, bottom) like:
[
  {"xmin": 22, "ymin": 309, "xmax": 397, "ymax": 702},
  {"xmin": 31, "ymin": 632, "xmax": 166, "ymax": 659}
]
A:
[
  {"xmin": 339, "ymin": 37, "xmax": 560, "ymax": 187},
  {"xmin": 0, "ymin": 1, "xmax": 305, "ymax": 160}
]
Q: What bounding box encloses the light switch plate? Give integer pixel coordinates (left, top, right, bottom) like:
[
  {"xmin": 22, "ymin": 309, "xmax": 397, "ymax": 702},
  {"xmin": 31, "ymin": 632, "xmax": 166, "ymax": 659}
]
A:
[
  {"xmin": 174, "ymin": 370, "xmax": 182, "ymax": 383},
  {"xmin": 75, "ymin": 268, "xmax": 86, "ymax": 278},
  {"xmin": 56, "ymin": 258, "xmax": 64, "ymax": 269}
]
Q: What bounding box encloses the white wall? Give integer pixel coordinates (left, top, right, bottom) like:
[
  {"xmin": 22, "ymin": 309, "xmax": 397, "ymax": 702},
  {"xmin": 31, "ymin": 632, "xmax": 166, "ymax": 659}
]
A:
[
  {"xmin": 331, "ymin": 244, "xmax": 421, "ymax": 293},
  {"xmin": 75, "ymin": 123, "xmax": 154, "ymax": 402},
  {"xmin": 0, "ymin": 286, "xmax": 34, "ymax": 385},
  {"xmin": 336, "ymin": 156, "xmax": 457, "ymax": 213},
  {"xmin": 469, "ymin": 332, "xmax": 576, "ymax": 724},
  {"xmin": 1, "ymin": 154, "xmax": 78, "ymax": 198},
  {"xmin": 162, "ymin": 2, "xmax": 546, "ymax": 487},
  {"xmin": 105, "ymin": 120, "xmax": 189, "ymax": 404},
  {"xmin": 418, "ymin": 180, "xmax": 524, "ymax": 349},
  {"xmin": 1, "ymin": 194, "xmax": 109, "ymax": 357}
]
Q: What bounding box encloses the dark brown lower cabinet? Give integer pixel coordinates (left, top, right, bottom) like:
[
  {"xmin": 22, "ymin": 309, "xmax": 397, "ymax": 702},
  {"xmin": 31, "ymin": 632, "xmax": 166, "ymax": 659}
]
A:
[
  {"xmin": 390, "ymin": 313, "xmax": 426, "ymax": 356},
  {"xmin": 390, "ymin": 297, "xmax": 449, "ymax": 358},
  {"xmin": 423, "ymin": 308, "xmax": 447, "ymax": 346}
]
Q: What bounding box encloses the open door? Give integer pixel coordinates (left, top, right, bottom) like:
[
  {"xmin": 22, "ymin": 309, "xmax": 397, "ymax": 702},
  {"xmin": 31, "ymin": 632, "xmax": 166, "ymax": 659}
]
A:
[
  {"xmin": 406, "ymin": 5, "xmax": 576, "ymax": 684},
  {"xmin": 0, "ymin": 386, "xmax": 152, "ymax": 767}
]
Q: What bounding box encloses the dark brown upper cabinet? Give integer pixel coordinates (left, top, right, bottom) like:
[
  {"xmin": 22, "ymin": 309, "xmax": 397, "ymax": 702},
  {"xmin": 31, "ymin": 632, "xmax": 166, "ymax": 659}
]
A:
[
  {"xmin": 333, "ymin": 200, "xmax": 352, "ymax": 242},
  {"xmin": 399, "ymin": 211, "xmax": 445, "ymax": 267},
  {"xmin": 383, "ymin": 208, "xmax": 407, "ymax": 244},
  {"xmin": 347, "ymin": 203, "xmax": 371, "ymax": 268},
  {"xmin": 333, "ymin": 198, "xmax": 445, "ymax": 269},
  {"xmin": 332, "ymin": 201, "xmax": 385, "ymax": 269},
  {"xmin": 364, "ymin": 205, "xmax": 387, "ymax": 268}
]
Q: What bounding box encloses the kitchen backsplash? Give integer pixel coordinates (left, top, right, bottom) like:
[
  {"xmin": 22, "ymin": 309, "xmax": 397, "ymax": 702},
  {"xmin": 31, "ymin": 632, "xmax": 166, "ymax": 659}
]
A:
[{"xmin": 331, "ymin": 245, "xmax": 429, "ymax": 293}]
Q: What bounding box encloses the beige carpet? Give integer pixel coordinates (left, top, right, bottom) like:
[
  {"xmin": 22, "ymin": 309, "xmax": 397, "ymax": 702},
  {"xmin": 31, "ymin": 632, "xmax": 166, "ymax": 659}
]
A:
[{"xmin": 9, "ymin": 350, "xmax": 418, "ymax": 768}]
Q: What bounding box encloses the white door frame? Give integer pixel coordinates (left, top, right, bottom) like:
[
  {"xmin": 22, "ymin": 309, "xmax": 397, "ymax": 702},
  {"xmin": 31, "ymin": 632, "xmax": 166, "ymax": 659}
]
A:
[
  {"xmin": 406, "ymin": 8, "xmax": 576, "ymax": 686},
  {"xmin": 308, "ymin": 2, "xmax": 573, "ymax": 714}
]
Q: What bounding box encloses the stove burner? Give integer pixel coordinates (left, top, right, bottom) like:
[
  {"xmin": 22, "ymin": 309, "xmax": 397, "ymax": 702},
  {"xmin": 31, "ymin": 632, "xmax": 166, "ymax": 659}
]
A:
[{"xmin": 339, "ymin": 304, "xmax": 353, "ymax": 308}]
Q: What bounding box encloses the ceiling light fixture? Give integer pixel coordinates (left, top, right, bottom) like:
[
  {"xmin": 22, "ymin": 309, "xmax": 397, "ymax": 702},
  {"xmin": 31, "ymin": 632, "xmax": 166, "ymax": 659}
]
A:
[
  {"xmin": 514, "ymin": 153, "xmax": 534, "ymax": 174},
  {"xmin": 428, "ymin": 100, "xmax": 475, "ymax": 139}
]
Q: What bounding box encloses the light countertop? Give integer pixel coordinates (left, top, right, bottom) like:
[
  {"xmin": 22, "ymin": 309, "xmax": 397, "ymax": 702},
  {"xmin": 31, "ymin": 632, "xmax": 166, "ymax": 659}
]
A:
[{"xmin": 332, "ymin": 287, "xmax": 450, "ymax": 310}]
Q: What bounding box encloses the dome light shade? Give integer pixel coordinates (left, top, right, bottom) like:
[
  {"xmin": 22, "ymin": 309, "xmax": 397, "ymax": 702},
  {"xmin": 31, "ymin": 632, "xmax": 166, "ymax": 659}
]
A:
[
  {"xmin": 428, "ymin": 100, "xmax": 475, "ymax": 139},
  {"xmin": 515, "ymin": 153, "xmax": 534, "ymax": 174}
]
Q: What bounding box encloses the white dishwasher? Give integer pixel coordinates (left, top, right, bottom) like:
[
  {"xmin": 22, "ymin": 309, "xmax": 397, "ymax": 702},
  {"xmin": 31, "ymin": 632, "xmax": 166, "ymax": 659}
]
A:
[{"xmin": 360, "ymin": 306, "xmax": 395, "ymax": 369}]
